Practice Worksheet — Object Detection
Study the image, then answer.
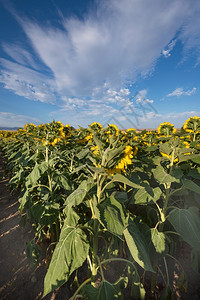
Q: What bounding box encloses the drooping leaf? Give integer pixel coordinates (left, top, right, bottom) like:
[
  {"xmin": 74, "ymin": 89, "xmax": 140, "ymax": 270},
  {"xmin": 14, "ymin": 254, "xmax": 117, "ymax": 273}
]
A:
[
  {"xmin": 43, "ymin": 222, "xmax": 89, "ymax": 296},
  {"xmin": 112, "ymin": 174, "xmax": 143, "ymax": 189},
  {"xmin": 123, "ymin": 219, "xmax": 154, "ymax": 272},
  {"xmin": 168, "ymin": 207, "xmax": 200, "ymax": 250},
  {"xmin": 83, "ymin": 280, "xmax": 123, "ymax": 300},
  {"xmin": 26, "ymin": 163, "xmax": 41, "ymax": 186},
  {"xmin": 100, "ymin": 196, "xmax": 126, "ymax": 236},
  {"xmin": 152, "ymin": 165, "xmax": 177, "ymax": 184},
  {"xmin": 64, "ymin": 206, "xmax": 80, "ymax": 226},
  {"xmin": 18, "ymin": 190, "xmax": 30, "ymax": 212},
  {"xmin": 76, "ymin": 148, "xmax": 89, "ymax": 159},
  {"xmin": 65, "ymin": 178, "xmax": 94, "ymax": 207},
  {"xmin": 65, "ymin": 188, "xmax": 87, "ymax": 207},
  {"xmin": 183, "ymin": 179, "xmax": 200, "ymax": 195},
  {"xmin": 133, "ymin": 187, "xmax": 162, "ymax": 205},
  {"xmin": 159, "ymin": 143, "xmax": 172, "ymax": 156},
  {"xmin": 60, "ymin": 174, "xmax": 71, "ymax": 190}
]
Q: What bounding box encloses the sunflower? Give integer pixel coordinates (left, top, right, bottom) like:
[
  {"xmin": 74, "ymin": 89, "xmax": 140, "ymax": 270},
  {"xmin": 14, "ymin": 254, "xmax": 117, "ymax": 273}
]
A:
[
  {"xmin": 106, "ymin": 145, "xmax": 137, "ymax": 175},
  {"xmin": 89, "ymin": 122, "xmax": 103, "ymax": 131},
  {"xmin": 106, "ymin": 124, "xmax": 119, "ymax": 138},
  {"xmin": 157, "ymin": 122, "xmax": 176, "ymax": 137}
]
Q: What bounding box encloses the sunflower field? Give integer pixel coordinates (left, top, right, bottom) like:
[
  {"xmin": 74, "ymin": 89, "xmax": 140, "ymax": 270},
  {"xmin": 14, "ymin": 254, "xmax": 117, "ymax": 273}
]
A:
[{"xmin": 0, "ymin": 116, "xmax": 200, "ymax": 299}]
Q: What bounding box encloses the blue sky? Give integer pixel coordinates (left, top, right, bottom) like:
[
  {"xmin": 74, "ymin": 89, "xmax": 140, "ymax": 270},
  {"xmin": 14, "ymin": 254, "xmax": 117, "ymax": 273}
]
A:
[{"xmin": 0, "ymin": 0, "xmax": 200, "ymax": 129}]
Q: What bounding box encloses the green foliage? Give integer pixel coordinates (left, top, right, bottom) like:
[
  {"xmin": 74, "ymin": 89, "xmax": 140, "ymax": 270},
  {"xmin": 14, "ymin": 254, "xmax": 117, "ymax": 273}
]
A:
[{"xmin": 1, "ymin": 120, "xmax": 200, "ymax": 299}]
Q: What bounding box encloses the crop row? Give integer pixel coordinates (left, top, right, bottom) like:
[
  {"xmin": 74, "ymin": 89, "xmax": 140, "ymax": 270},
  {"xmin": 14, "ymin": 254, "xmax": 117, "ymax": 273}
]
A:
[{"xmin": 0, "ymin": 117, "xmax": 200, "ymax": 299}]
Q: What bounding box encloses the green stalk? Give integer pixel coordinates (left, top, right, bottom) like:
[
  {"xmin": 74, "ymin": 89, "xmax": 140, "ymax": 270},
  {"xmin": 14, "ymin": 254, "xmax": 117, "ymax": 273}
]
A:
[
  {"xmin": 91, "ymin": 219, "xmax": 99, "ymax": 281},
  {"xmin": 193, "ymin": 121, "xmax": 197, "ymax": 142},
  {"xmin": 101, "ymin": 257, "xmax": 138, "ymax": 272},
  {"xmin": 162, "ymin": 148, "xmax": 175, "ymax": 218},
  {"xmin": 45, "ymin": 134, "xmax": 53, "ymax": 196},
  {"xmin": 163, "ymin": 257, "xmax": 169, "ymax": 287},
  {"xmin": 69, "ymin": 278, "xmax": 92, "ymax": 300}
]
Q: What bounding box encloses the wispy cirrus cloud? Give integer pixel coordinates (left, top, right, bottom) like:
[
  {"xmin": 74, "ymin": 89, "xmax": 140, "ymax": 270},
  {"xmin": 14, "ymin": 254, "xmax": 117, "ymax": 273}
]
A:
[
  {"xmin": 167, "ymin": 87, "xmax": 197, "ymax": 97},
  {"xmin": 0, "ymin": 58, "xmax": 57, "ymax": 103},
  {"xmin": 0, "ymin": 0, "xmax": 200, "ymax": 113}
]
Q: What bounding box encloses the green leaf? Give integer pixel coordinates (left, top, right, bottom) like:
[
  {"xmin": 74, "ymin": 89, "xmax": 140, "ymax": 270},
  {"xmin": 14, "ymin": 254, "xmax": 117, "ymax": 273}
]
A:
[
  {"xmin": 40, "ymin": 203, "xmax": 60, "ymax": 226},
  {"xmin": 187, "ymin": 168, "xmax": 200, "ymax": 180},
  {"xmin": 133, "ymin": 187, "xmax": 162, "ymax": 205},
  {"xmin": 43, "ymin": 222, "xmax": 89, "ymax": 296},
  {"xmin": 26, "ymin": 240, "xmax": 41, "ymax": 268},
  {"xmin": 26, "ymin": 163, "xmax": 41, "ymax": 186},
  {"xmin": 66, "ymin": 189, "xmax": 87, "ymax": 207},
  {"xmin": 183, "ymin": 179, "xmax": 200, "ymax": 195},
  {"xmin": 123, "ymin": 219, "xmax": 154, "ymax": 272},
  {"xmin": 112, "ymin": 174, "xmax": 143, "ymax": 189},
  {"xmin": 100, "ymin": 196, "xmax": 126, "ymax": 236},
  {"xmin": 168, "ymin": 207, "xmax": 200, "ymax": 250},
  {"xmin": 191, "ymin": 249, "xmax": 200, "ymax": 273},
  {"xmin": 150, "ymin": 229, "xmax": 167, "ymax": 254},
  {"xmin": 60, "ymin": 175, "xmax": 71, "ymax": 190},
  {"xmin": 18, "ymin": 190, "xmax": 30, "ymax": 212},
  {"xmin": 159, "ymin": 143, "xmax": 172, "ymax": 155},
  {"xmin": 65, "ymin": 179, "xmax": 94, "ymax": 207},
  {"xmin": 152, "ymin": 165, "xmax": 177, "ymax": 184},
  {"xmin": 83, "ymin": 280, "xmax": 123, "ymax": 300},
  {"xmin": 114, "ymin": 192, "xmax": 128, "ymax": 203},
  {"xmin": 64, "ymin": 206, "xmax": 80, "ymax": 226},
  {"xmin": 38, "ymin": 161, "xmax": 48, "ymax": 174},
  {"xmin": 191, "ymin": 156, "xmax": 200, "ymax": 164},
  {"xmin": 76, "ymin": 148, "xmax": 89, "ymax": 159}
]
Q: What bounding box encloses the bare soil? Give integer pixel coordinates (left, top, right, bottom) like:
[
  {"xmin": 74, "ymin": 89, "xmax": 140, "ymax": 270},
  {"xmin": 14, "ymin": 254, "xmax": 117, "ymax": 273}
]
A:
[{"xmin": 0, "ymin": 150, "xmax": 200, "ymax": 300}]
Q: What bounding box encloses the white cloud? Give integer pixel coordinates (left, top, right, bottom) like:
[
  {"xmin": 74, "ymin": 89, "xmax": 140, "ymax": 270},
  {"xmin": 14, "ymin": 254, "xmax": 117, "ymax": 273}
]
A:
[
  {"xmin": 2, "ymin": 0, "xmax": 196, "ymax": 99},
  {"xmin": 179, "ymin": 1, "xmax": 200, "ymax": 64},
  {"xmin": 2, "ymin": 42, "xmax": 40, "ymax": 70},
  {"xmin": 162, "ymin": 39, "xmax": 176, "ymax": 57},
  {"xmin": 0, "ymin": 112, "xmax": 39, "ymax": 127},
  {"xmin": 0, "ymin": 0, "xmax": 200, "ymax": 113},
  {"xmin": 138, "ymin": 110, "xmax": 200, "ymax": 129},
  {"xmin": 167, "ymin": 87, "xmax": 197, "ymax": 97},
  {"xmin": 0, "ymin": 58, "xmax": 57, "ymax": 103}
]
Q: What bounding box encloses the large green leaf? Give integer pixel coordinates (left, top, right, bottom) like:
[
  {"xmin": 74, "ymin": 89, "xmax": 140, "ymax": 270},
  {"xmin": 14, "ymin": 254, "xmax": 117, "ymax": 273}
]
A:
[
  {"xmin": 65, "ymin": 188, "xmax": 87, "ymax": 207},
  {"xmin": 76, "ymin": 148, "xmax": 89, "ymax": 159},
  {"xmin": 100, "ymin": 196, "xmax": 126, "ymax": 236},
  {"xmin": 83, "ymin": 280, "xmax": 123, "ymax": 300},
  {"xmin": 183, "ymin": 179, "xmax": 200, "ymax": 195},
  {"xmin": 168, "ymin": 207, "xmax": 200, "ymax": 250},
  {"xmin": 191, "ymin": 156, "xmax": 200, "ymax": 164},
  {"xmin": 152, "ymin": 165, "xmax": 177, "ymax": 184},
  {"xmin": 159, "ymin": 143, "xmax": 172, "ymax": 155},
  {"xmin": 64, "ymin": 206, "xmax": 80, "ymax": 226},
  {"xmin": 133, "ymin": 187, "xmax": 162, "ymax": 205},
  {"xmin": 43, "ymin": 222, "xmax": 89, "ymax": 296},
  {"xmin": 123, "ymin": 219, "xmax": 154, "ymax": 272},
  {"xmin": 65, "ymin": 178, "xmax": 94, "ymax": 207},
  {"xmin": 26, "ymin": 163, "xmax": 40, "ymax": 186},
  {"xmin": 112, "ymin": 174, "xmax": 143, "ymax": 189}
]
